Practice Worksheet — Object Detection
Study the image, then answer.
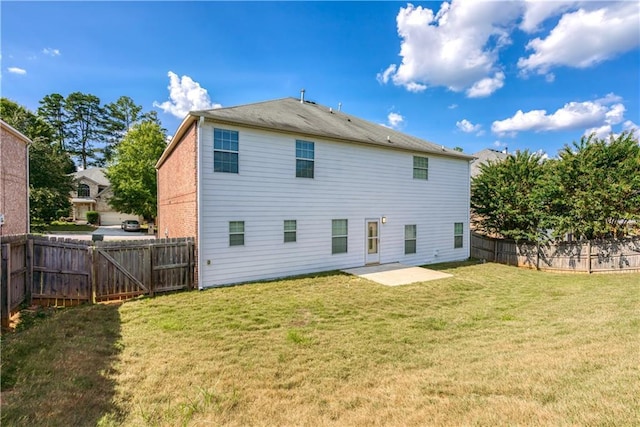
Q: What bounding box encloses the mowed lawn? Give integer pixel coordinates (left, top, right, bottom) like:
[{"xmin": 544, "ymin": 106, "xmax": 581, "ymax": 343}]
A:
[{"xmin": 2, "ymin": 262, "xmax": 639, "ymax": 426}]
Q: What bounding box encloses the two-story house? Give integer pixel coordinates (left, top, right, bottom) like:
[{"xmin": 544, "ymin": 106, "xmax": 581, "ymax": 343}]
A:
[
  {"xmin": 70, "ymin": 168, "xmax": 140, "ymax": 225},
  {"xmin": 156, "ymin": 97, "xmax": 473, "ymax": 288}
]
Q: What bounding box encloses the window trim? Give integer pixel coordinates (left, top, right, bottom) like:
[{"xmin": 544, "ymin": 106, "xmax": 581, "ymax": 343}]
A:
[
  {"xmin": 295, "ymin": 140, "xmax": 315, "ymax": 178},
  {"xmin": 77, "ymin": 183, "xmax": 90, "ymax": 198},
  {"xmin": 405, "ymin": 224, "xmax": 417, "ymax": 255},
  {"xmin": 214, "ymin": 128, "xmax": 239, "ymax": 173},
  {"xmin": 229, "ymin": 221, "xmax": 245, "ymax": 246},
  {"xmin": 413, "ymin": 156, "xmax": 429, "ymax": 180},
  {"xmin": 284, "ymin": 220, "xmax": 297, "ymax": 243},
  {"xmin": 454, "ymin": 222, "xmax": 464, "ymax": 249},
  {"xmin": 331, "ymin": 219, "xmax": 348, "ymax": 254}
]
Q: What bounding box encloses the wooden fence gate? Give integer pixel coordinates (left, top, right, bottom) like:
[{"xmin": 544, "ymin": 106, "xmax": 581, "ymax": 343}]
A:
[{"xmin": 2, "ymin": 235, "xmax": 195, "ymax": 327}]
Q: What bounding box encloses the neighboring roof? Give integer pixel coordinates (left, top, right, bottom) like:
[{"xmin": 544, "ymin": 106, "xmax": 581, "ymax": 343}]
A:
[
  {"xmin": 157, "ymin": 97, "xmax": 474, "ymax": 168},
  {"xmin": 71, "ymin": 167, "xmax": 110, "ymax": 186},
  {"xmin": 0, "ymin": 119, "xmax": 32, "ymax": 145},
  {"xmin": 470, "ymin": 148, "xmax": 509, "ymax": 177}
]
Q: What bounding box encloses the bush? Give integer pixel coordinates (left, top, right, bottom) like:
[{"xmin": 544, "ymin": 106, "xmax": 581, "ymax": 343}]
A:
[{"xmin": 86, "ymin": 211, "xmax": 99, "ymax": 225}]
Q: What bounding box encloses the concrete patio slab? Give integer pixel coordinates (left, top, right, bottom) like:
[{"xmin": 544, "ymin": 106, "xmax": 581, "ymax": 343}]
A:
[{"xmin": 343, "ymin": 263, "xmax": 453, "ymax": 286}]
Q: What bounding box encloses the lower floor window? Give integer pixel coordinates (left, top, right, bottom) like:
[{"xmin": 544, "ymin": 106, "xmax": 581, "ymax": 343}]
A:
[
  {"xmin": 405, "ymin": 224, "xmax": 417, "ymax": 254},
  {"xmin": 454, "ymin": 222, "xmax": 463, "ymax": 248},
  {"xmin": 284, "ymin": 220, "xmax": 297, "ymax": 242},
  {"xmin": 332, "ymin": 219, "xmax": 348, "ymax": 254},
  {"xmin": 229, "ymin": 221, "xmax": 245, "ymax": 246}
]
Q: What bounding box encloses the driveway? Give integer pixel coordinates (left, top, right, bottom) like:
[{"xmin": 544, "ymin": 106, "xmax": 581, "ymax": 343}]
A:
[{"xmin": 46, "ymin": 225, "xmax": 156, "ymax": 241}]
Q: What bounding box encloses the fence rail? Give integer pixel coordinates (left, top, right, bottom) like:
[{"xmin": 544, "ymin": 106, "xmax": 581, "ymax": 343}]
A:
[
  {"xmin": 1, "ymin": 235, "xmax": 195, "ymax": 327},
  {"xmin": 471, "ymin": 233, "xmax": 640, "ymax": 273}
]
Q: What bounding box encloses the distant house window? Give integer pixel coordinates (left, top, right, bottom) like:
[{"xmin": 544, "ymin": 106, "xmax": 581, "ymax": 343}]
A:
[
  {"xmin": 284, "ymin": 220, "xmax": 297, "ymax": 243},
  {"xmin": 214, "ymin": 128, "xmax": 239, "ymax": 173},
  {"xmin": 296, "ymin": 140, "xmax": 314, "ymax": 178},
  {"xmin": 229, "ymin": 221, "xmax": 245, "ymax": 246},
  {"xmin": 405, "ymin": 225, "xmax": 417, "ymax": 254},
  {"xmin": 77, "ymin": 183, "xmax": 90, "ymax": 198},
  {"xmin": 413, "ymin": 156, "xmax": 428, "ymax": 180},
  {"xmin": 454, "ymin": 222, "xmax": 464, "ymax": 248},
  {"xmin": 332, "ymin": 219, "xmax": 348, "ymax": 254}
]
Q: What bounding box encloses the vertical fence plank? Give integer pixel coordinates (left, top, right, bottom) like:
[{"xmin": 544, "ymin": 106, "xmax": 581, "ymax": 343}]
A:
[{"xmin": 1, "ymin": 243, "xmax": 10, "ymax": 328}]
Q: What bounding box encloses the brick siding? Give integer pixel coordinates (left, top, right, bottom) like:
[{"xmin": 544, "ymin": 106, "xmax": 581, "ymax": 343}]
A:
[{"xmin": 0, "ymin": 125, "xmax": 29, "ymax": 234}]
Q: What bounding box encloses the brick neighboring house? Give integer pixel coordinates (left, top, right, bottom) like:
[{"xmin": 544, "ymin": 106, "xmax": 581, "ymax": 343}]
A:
[
  {"xmin": 70, "ymin": 167, "xmax": 140, "ymax": 225},
  {"xmin": 0, "ymin": 119, "xmax": 30, "ymax": 235}
]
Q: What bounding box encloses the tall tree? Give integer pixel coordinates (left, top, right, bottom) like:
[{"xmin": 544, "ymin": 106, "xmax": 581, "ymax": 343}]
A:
[
  {"xmin": 65, "ymin": 92, "xmax": 106, "ymax": 169},
  {"xmin": 0, "ymin": 98, "xmax": 75, "ymax": 225},
  {"xmin": 471, "ymin": 150, "xmax": 546, "ymax": 241},
  {"xmin": 103, "ymin": 96, "xmax": 143, "ymax": 163},
  {"xmin": 37, "ymin": 93, "xmax": 68, "ymax": 153},
  {"xmin": 537, "ymin": 132, "xmax": 640, "ymax": 239},
  {"xmin": 106, "ymin": 120, "xmax": 167, "ymax": 221}
]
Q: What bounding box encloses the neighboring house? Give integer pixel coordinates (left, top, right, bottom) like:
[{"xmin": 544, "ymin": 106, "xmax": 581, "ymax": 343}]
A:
[
  {"xmin": 470, "ymin": 148, "xmax": 508, "ymax": 177},
  {"xmin": 70, "ymin": 168, "xmax": 140, "ymax": 225},
  {"xmin": 0, "ymin": 119, "xmax": 30, "ymax": 235},
  {"xmin": 157, "ymin": 96, "xmax": 474, "ymax": 288}
]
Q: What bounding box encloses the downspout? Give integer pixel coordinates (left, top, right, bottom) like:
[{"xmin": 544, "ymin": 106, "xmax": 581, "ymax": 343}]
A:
[
  {"xmin": 26, "ymin": 140, "xmax": 32, "ymax": 234},
  {"xmin": 197, "ymin": 116, "xmax": 204, "ymax": 290}
]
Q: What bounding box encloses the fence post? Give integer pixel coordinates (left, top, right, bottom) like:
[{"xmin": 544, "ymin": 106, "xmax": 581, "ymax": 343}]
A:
[
  {"xmin": 89, "ymin": 245, "xmax": 97, "ymax": 304},
  {"xmin": 536, "ymin": 241, "xmax": 540, "ymax": 270},
  {"xmin": 493, "ymin": 237, "xmax": 498, "ymax": 262},
  {"xmin": 1, "ymin": 243, "xmax": 10, "ymax": 329},
  {"xmin": 145, "ymin": 243, "xmax": 154, "ymax": 297},
  {"xmin": 26, "ymin": 237, "xmax": 33, "ymax": 304},
  {"xmin": 587, "ymin": 240, "xmax": 592, "ymax": 274}
]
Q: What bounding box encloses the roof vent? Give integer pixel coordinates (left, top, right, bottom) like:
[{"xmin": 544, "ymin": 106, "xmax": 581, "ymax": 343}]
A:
[
  {"xmin": 387, "ymin": 136, "xmax": 391, "ymax": 143},
  {"xmin": 300, "ymin": 89, "xmax": 305, "ymax": 104},
  {"xmin": 338, "ymin": 102, "xmax": 342, "ymax": 112},
  {"xmin": 329, "ymin": 107, "xmax": 333, "ymax": 113}
]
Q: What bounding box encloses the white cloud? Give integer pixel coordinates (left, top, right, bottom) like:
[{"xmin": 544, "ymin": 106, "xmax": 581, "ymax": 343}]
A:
[
  {"xmin": 622, "ymin": 121, "xmax": 640, "ymax": 140},
  {"xmin": 466, "ymin": 72, "xmax": 505, "ymax": 98},
  {"xmin": 456, "ymin": 119, "xmax": 481, "ymax": 133},
  {"xmin": 387, "ymin": 112, "xmax": 404, "ymax": 128},
  {"xmin": 153, "ymin": 71, "xmax": 221, "ymax": 118},
  {"xmin": 42, "ymin": 48, "xmax": 61, "ymax": 56},
  {"xmin": 518, "ymin": 3, "xmax": 640, "ymax": 76},
  {"xmin": 448, "ymin": 104, "xmax": 458, "ymax": 110},
  {"xmin": 7, "ymin": 67, "xmax": 26, "ymax": 75},
  {"xmin": 492, "ymin": 96, "xmax": 628, "ymax": 136},
  {"xmin": 520, "ymin": 1, "xmax": 577, "ymax": 33},
  {"xmin": 380, "ymin": 1, "xmax": 521, "ymax": 97}
]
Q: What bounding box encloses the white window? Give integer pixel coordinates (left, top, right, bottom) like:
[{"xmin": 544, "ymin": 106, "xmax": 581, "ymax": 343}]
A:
[
  {"xmin": 405, "ymin": 225, "xmax": 417, "ymax": 254},
  {"xmin": 454, "ymin": 222, "xmax": 464, "ymax": 248},
  {"xmin": 229, "ymin": 221, "xmax": 244, "ymax": 246},
  {"xmin": 413, "ymin": 156, "xmax": 428, "ymax": 180},
  {"xmin": 296, "ymin": 140, "xmax": 314, "ymax": 178},
  {"xmin": 332, "ymin": 219, "xmax": 348, "ymax": 254},
  {"xmin": 214, "ymin": 128, "xmax": 239, "ymax": 173},
  {"xmin": 284, "ymin": 220, "xmax": 297, "ymax": 243}
]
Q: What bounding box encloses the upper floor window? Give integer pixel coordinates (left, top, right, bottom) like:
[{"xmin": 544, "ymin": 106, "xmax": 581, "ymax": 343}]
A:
[
  {"xmin": 77, "ymin": 183, "xmax": 90, "ymax": 198},
  {"xmin": 296, "ymin": 140, "xmax": 314, "ymax": 178},
  {"xmin": 413, "ymin": 156, "xmax": 429, "ymax": 180},
  {"xmin": 454, "ymin": 222, "xmax": 464, "ymax": 248},
  {"xmin": 214, "ymin": 128, "xmax": 239, "ymax": 173}
]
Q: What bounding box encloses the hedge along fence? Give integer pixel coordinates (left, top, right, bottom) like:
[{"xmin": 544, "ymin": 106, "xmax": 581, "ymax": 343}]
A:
[
  {"xmin": 471, "ymin": 233, "xmax": 640, "ymax": 273},
  {"xmin": 1, "ymin": 234, "xmax": 195, "ymax": 328}
]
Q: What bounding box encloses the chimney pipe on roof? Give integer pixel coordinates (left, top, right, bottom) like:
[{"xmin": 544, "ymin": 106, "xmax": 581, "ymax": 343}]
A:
[
  {"xmin": 300, "ymin": 89, "xmax": 305, "ymax": 104},
  {"xmin": 338, "ymin": 102, "xmax": 342, "ymax": 112}
]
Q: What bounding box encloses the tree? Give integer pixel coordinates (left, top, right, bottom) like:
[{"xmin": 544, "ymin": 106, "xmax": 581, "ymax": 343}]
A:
[
  {"xmin": 106, "ymin": 121, "xmax": 167, "ymax": 221},
  {"xmin": 103, "ymin": 96, "xmax": 143, "ymax": 163},
  {"xmin": 65, "ymin": 92, "xmax": 106, "ymax": 168},
  {"xmin": 37, "ymin": 93, "xmax": 69, "ymax": 153},
  {"xmin": 0, "ymin": 98, "xmax": 75, "ymax": 225},
  {"xmin": 471, "ymin": 150, "xmax": 545, "ymax": 241},
  {"xmin": 537, "ymin": 132, "xmax": 640, "ymax": 239}
]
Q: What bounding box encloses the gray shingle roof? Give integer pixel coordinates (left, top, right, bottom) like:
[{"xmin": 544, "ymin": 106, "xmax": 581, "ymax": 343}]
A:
[
  {"xmin": 192, "ymin": 98, "xmax": 473, "ymax": 160},
  {"xmin": 470, "ymin": 149, "xmax": 509, "ymax": 177},
  {"xmin": 71, "ymin": 167, "xmax": 110, "ymax": 186}
]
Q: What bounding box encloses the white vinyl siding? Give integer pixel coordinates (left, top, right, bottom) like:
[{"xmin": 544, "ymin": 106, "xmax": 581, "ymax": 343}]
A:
[{"xmin": 197, "ymin": 124, "xmax": 470, "ymax": 287}]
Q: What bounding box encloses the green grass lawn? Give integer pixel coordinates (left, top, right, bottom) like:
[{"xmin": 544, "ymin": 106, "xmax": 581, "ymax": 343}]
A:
[{"xmin": 2, "ymin": 263, "xmax": 638, "ymax": 426}]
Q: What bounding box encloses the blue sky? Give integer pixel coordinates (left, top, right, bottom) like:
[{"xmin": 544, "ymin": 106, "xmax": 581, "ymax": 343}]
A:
[{"xmin": 2, "ymin": 1, "xmax": 639, "ymax": 157}]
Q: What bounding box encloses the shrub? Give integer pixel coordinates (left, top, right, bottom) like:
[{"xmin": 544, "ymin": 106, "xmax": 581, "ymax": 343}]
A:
[{"xmin": 86, "ymin": 211, "xmax": 99, "ymax": 225}]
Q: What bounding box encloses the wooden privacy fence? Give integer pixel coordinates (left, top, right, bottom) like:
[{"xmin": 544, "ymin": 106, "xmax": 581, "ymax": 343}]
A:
[
  {"xmin": 471, "ymin": 232, "xmax": 640, "ymax": 273},
  {"xmin": 1, "ymin": 235, "xmax": 195, "ymax": 327}
]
